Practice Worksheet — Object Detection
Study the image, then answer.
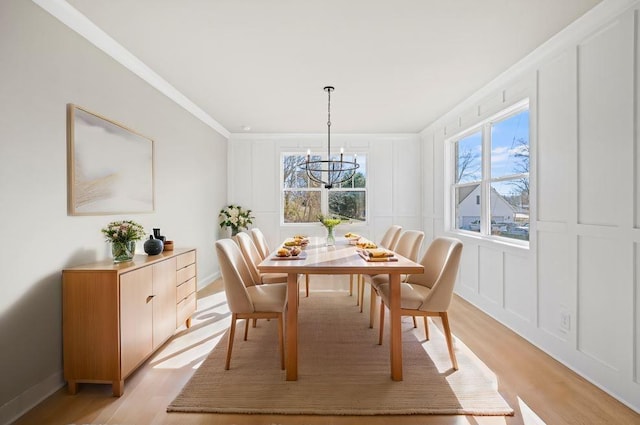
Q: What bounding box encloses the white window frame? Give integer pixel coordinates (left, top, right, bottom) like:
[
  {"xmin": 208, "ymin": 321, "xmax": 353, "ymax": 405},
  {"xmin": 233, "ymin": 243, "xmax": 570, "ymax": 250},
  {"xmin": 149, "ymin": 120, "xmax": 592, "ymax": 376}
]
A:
[
  {"xmin": 446, "ymin": 99, "xmax": 530, "ymax": 247},
  {"xmin": 280, "ymin": 151, "xmax": 368, "ymax": 225}
]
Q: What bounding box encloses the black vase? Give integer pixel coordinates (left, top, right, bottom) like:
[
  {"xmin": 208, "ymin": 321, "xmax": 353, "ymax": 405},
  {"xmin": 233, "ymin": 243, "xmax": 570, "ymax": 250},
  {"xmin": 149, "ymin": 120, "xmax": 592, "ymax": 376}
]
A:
[{"xmin": 144, "ymin": 235, "xmax": 164, "ymax": 255}]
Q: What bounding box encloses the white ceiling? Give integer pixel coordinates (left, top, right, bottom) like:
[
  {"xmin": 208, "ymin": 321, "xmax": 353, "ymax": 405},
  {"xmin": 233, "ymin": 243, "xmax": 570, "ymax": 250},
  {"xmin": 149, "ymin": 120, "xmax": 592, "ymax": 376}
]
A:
[{"xmin": 64, "ymin": 0, "xmax": 601, "ymax": 135}]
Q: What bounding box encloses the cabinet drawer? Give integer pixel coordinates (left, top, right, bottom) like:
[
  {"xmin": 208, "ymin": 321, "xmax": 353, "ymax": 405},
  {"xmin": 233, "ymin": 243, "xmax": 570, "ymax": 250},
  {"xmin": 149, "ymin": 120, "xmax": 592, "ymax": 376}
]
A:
[
  {"xmin": 176, "ymin": 263, "xmax": 196, "ymax": 285},
  {"xmin": 177, "ymin": 277, "xmax": 196, "ymax": 302},
  {"xmin": 177, "ymin": 292, "xmax": 196, "ymax": 327},
  {"xmin": 176, "ymin": 251, "xmax": 196, "ymax": 269}
]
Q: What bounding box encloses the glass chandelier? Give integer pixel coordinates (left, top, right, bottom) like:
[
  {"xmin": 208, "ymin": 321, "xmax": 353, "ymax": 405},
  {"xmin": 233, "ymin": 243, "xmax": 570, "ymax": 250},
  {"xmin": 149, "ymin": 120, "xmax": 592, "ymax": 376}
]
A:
[{"xmin": 298, "ymin": 86, "xmax": 359, "ymax": 189}]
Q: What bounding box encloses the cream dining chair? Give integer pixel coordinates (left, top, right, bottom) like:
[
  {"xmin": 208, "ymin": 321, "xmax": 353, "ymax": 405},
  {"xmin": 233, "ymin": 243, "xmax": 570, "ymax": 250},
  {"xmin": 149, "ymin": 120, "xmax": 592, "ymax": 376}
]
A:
[
  {"xmin": 379, "ymin": 225, "xmax": 403, "ymax": 251},
  {"xmin": 215, "ymin": 239, "xmax": 287, "ymax": 370},
  {"xmin": 354, "ymin": 225, "xmax": 403, "ymax": 307},
  {"xmin": 364, "ymin": 230, "xmax": 424, "ymax": 323},
  {"xmin": 376, "ymin": 237, "xmax": 463, "ymax": 370},
  {"xmin": 251, "ymin": 227, "xmax": 312, "ymax": 297},
  {"xmin": 235, "ymin": 232, "xmax": 288, "ymax": 284},
  {"xmin": 250, "ymin": 228, "xmax": 271, "ymax": 260}
]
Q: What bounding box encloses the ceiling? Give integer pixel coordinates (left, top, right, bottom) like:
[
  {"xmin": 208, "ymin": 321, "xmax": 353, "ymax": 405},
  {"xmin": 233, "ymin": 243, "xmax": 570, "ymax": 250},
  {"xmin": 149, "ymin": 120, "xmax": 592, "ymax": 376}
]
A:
[{"xmin": 63, "ymin": 0, "xmax": 602, "ymax": 135}]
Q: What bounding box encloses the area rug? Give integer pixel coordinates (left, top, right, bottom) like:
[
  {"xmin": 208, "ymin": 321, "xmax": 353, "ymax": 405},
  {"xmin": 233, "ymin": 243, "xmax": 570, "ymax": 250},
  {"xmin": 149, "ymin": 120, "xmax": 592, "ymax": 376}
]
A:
[{"xmin": 167, "ymin": 290, "xmax": 514, "ymax": 416}]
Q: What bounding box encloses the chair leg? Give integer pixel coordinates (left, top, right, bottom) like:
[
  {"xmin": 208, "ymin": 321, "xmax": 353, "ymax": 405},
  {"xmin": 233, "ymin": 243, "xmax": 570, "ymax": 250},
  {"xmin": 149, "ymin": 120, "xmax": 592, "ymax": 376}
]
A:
[
  {"xmin": 244, "ymin": 319, "xmax": 251, "ymax": 340},
  {"xmin": 412, "ymin": 316, "xmax": 417, "ymax": 328},
  {"xmin": 359, "ymin": 275, "xmax": 365, "ymax": 313},
  {"xmin": 378, "ymin": 299, "xmax": 385, "ymax": 345},
  {"xmin": 423, "ymin": 316, "xmax": 429, "ymax": 340},
  {"xmin": 278, "ymin": 314, "xmax": 284, "ymax": 370},
  {"xmin": 369, "ymin": 285, "xmax": 377, "ymax": 328},
  {"xmin": 305, "ymin": 274, "xmax": 309, "ymax": 297},
  {"xmin": 440, "ymin": 312, "xmax": 458, "ymax": 370},
  {"xmin": 225, "ymin": 314, "xmax": 237, "ymax": 370}
]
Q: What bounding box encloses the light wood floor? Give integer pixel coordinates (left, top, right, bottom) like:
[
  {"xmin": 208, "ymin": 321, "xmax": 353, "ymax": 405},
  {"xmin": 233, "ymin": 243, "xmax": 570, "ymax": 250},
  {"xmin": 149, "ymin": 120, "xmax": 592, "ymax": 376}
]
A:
[{"xmin": 14, "ymin": 276, "xmax": 640, "ymax": 425}]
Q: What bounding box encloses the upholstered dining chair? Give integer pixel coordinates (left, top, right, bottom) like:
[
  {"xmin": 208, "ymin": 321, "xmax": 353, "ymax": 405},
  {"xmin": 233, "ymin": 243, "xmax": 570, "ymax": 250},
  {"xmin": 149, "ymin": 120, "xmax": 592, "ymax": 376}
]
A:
[
  {"xmin": 251, "ymin": 227, "xmax": 312, "ymax": 298},
  {"xmin": 379, "ymin": 225, "xmax": 403, "ymax": 250},
  {"xmin": 363, "ymin": 230, "xmax": 424, "ymax": 322},
  {"xmin": 376, "ymin": 237, "xmax": 463, "ymax": 370},
  {"xmin": 235, "ymin": 232, "xmax": 288, "ymax": 284},
  {"xmin": 250, "ymin": 228, "xmax": 271, "ymax": 260},
  {"xmin": 354, "ymin": 225, "xmax": 403, "ymax": 306},
  {"xmin": 215, "ymin": 238, "xmax": 287, "ymax": 370}
]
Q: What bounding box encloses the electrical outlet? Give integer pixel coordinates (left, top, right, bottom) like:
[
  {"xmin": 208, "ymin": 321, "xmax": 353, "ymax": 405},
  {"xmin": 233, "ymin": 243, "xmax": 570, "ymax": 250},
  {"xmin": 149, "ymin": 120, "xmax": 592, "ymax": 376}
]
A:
[{"xmin": 560, "ymin": 309, "xmax": 571, "ymax": 332}]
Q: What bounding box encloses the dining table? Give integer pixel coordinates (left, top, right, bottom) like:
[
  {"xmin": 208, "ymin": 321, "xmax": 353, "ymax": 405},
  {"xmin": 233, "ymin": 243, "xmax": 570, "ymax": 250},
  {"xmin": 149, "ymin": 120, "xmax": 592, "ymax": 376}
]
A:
[{"xmin": 257, "ymin": 237, "xmax": 424, "ymax": 381}]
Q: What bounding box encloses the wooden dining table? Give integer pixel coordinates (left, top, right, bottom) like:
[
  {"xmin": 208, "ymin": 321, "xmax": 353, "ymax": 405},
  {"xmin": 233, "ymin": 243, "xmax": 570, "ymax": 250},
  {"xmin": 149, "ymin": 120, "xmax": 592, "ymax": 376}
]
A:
[{"xmin": 257, "ymin": 238, "xmax": 424, "ymax": 381}]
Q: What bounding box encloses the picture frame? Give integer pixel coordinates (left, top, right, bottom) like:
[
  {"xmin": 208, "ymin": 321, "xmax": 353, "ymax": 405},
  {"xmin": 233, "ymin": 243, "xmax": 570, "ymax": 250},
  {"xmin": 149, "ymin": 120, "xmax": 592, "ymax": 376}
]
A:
[{"xmin": 67, "ymin": 104, "xmax": 155, "ymax": 215}]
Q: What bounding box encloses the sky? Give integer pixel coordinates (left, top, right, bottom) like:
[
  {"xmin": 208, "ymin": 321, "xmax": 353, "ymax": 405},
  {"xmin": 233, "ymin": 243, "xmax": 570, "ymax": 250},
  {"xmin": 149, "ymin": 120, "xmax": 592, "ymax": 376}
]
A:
[{"xmin": 457, "ymin": 109, "xmax": 529, "ymax": 193}]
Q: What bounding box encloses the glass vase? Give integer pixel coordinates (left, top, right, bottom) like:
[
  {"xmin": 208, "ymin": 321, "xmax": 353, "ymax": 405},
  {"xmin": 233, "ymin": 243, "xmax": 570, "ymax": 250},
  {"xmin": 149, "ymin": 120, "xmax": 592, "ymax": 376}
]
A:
[
  {"xmin": 326, "ymin": 226, "xmax": 335, "ymax": 246},
  {"xmin": 112, "ymin": 240, "xmax": 136, "ymax": 263}
]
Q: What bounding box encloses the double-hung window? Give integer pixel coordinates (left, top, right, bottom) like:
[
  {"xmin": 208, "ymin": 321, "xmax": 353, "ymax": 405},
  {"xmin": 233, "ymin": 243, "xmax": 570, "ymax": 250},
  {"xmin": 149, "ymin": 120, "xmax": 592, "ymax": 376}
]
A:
[
  {"xmin": 282, "ymin": 152, "xmax": 367, "ymax": 223},
  {"xmin": 450, "ymin": 101, "xmax": 530, "ymax": 243}
]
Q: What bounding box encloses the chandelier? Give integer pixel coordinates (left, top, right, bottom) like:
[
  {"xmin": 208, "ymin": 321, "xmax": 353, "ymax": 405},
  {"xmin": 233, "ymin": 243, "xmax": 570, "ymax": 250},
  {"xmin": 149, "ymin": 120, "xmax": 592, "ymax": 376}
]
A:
[{"xmin": 298, "ymin": 86, "xmax": 359, "ymax": 189}]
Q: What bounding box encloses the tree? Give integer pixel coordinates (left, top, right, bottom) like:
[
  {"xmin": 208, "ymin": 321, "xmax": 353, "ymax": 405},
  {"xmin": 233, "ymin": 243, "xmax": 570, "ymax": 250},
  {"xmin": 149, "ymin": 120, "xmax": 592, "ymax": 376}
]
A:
[
  {"xmin": 329, "ymin": 191, "xmax": 365, "ymax": 221},
  {"xmin": 509, "ymin": 138, "xmax": 529, "ymax": 209},
  {"xmin": 283, "ymin": 155, "xmax": 306, "ymax": 189},
  {"xmin": 457, "ymin": 147, "xmax": 481, "ymax": 182}
]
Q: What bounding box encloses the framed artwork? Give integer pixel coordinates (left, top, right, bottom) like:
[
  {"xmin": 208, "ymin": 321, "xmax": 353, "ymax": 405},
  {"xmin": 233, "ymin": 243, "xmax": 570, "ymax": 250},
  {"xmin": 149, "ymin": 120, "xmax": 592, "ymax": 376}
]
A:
[{"xmin": 67, "ymin": 104, "xmax": 155, "ymax": 215}]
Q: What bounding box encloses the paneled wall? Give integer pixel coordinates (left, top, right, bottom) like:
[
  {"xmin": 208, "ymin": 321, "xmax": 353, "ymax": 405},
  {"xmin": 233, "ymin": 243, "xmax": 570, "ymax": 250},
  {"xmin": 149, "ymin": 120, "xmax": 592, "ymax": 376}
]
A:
[
  {"xmin": 421, "ymin": 0, "xmax": 640, "ymax": 411},
  {"xmin": 227, "ymin": 134, "xmax": 421, "ymax": 248}
]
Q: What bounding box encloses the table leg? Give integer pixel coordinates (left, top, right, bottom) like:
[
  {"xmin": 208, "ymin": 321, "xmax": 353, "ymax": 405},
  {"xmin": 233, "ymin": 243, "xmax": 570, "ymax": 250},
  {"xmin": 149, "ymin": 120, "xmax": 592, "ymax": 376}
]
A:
[
  {"xmin": 285, "ymin": 272, "xmax": 298, "ymax": 380},
  {"xmin": 389, "ymin": 272, "xmax": 403, "ymax": 381}
]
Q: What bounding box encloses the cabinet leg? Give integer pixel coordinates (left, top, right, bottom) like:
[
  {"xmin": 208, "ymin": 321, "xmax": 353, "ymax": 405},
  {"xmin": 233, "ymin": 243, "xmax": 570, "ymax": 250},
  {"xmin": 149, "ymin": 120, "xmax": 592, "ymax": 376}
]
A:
[
  {"xmin": 112, "ymin": 380, "xmax": 124, "ymax": 397},
  {"xmin": 67, "ymin": 380, "xmax": 77, "ymax": 395},
  {"xmin": 185, "ymin": 317, "xmax": 192, "ymax": 328}
]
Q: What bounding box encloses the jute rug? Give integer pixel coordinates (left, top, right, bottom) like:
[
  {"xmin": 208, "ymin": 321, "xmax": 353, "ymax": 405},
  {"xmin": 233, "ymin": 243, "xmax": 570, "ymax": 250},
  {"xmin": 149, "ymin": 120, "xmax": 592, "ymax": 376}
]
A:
[{"xmin": 168, "ymin": 290, "xmax": 513, "ymax": 416}]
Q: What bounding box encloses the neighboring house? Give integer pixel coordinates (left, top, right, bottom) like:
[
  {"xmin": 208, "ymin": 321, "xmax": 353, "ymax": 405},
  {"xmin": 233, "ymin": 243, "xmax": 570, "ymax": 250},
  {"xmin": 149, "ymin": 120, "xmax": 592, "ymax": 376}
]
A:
[{"xmin": 457, "ymin": 185, "xmax": 516, "ymax": 230}]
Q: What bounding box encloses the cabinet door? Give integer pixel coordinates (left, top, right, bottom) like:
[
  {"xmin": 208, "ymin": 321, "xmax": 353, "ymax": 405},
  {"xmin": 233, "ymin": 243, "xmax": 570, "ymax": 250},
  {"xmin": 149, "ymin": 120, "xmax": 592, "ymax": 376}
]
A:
[
  {"xmin": 152, "ymin": 258, "xmax": 177, "ymax": 349},
  {"xmin": 120, "ymin": 266, "xmax": 153, "ymax": 378}
]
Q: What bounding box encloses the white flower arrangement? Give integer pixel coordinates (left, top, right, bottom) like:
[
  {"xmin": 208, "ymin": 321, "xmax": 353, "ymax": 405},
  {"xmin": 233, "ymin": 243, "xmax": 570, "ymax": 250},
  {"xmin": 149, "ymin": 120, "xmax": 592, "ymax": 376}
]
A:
[{"xmin": 219, "ymin": 205, "xmax": 254, "ymax": 235}]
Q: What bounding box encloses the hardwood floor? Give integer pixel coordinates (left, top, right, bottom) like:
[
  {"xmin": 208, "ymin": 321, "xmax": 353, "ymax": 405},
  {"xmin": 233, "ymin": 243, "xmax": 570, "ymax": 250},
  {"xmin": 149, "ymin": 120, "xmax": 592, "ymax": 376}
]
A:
[{"xmin": 13, "ymin": 276, "xmax": 640, "ymax": 425}]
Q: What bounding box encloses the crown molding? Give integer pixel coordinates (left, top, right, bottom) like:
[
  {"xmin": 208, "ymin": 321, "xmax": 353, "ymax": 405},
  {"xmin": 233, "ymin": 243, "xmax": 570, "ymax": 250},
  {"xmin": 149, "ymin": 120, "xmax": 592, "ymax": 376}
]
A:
[
  {"xmin": 32, "ymin": 0, "xmax": 230, "ymax": 139},
  {"xmin": 420, "ymin": 0, "xmax": 640, "ymax": 135}
]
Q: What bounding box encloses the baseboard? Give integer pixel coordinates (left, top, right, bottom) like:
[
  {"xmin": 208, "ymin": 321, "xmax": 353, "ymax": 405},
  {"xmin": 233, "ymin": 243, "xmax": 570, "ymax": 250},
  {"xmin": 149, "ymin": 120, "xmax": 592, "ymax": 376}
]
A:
[
  {"xmin": 198, "ymin": 271, "xmax": 220, "ymax": 291},
  {"xmin": 0, "ymin": 370, "xmax": 64, "ymax": 425}
]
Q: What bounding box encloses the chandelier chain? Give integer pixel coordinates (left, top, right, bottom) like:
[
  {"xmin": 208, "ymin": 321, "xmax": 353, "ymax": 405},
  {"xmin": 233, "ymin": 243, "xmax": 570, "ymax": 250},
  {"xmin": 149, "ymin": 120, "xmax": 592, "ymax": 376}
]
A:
[
  {"xmin": 297, "ymin": 85, "xmax": 359, "ymax": 189},
  {"xmin": 326, "ymin": 86, "xmax": 331, "ymax": 157}
]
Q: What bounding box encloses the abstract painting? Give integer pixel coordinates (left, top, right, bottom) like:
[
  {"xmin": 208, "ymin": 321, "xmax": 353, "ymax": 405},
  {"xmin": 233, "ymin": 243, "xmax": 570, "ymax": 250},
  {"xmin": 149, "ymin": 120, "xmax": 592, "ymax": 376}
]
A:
[{"xmin": 67, "ymin": 104, "xmax": 154, "ymax": 215}]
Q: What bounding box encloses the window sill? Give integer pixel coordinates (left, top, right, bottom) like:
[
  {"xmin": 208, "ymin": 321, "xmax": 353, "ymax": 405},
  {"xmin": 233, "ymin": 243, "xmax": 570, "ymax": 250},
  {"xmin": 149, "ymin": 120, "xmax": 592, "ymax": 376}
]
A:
[{"xmin": 446, "ymin": 229, "xmax": 530, "ymax": 253}]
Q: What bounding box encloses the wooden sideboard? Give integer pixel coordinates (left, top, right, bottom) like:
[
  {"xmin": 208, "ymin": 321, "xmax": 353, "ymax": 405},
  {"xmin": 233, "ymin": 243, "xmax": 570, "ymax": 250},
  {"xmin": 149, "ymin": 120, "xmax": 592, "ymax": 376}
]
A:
[{"xmin": 62, "ymin": 248, "xmax": 197, "ymax": 396}]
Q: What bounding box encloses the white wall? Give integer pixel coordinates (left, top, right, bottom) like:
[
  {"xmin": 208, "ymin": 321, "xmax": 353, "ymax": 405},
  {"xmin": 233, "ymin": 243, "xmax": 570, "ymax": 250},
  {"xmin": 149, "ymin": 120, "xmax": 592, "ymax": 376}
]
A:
[
  {"xmin": 227, "ymin": 133, "xmax": 421, "ymax": 248},
  {"xmin": 421, "ymin": 0, "xmax": 640, "ymax": 412},
  {"xmin": 0, "ymin": 1, "xmax": 228, "ymax": 423}
]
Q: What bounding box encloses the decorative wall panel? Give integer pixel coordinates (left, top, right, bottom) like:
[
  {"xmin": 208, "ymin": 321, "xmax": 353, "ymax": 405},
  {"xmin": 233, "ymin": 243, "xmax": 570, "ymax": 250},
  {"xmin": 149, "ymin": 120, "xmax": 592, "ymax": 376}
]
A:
[
  {"xmin": 577, "ymin": 15, "xmax": 634, "ymax": 226},
  {"xmin": 251, "ymin": 141, "xmax": 277, "ymax": 211},
  {"xmin": 393, "ymin": 139, "xmax": 421, "ymax": 216},
  {"xmin": 478, "ymin": 246, "xmax": 504, "ymax": 306},
  {"xmin": 635, "ymin": 242, "xmax": 640, "ymax": 383},
  {"xmin": 537, "ymin": 52, "xmax": 575, "ymax": 223},
  {"xmin": 577, "ymin": 235, "xmax": 630, "ymax": 370},
  {"xmin": 504, "ymin": 253, "xmax": 534, "ymax": 323},
  {"xmin": 370, "ymin": 143, "xmax": 394, "ymax": 216},
  {"xmin": 458, "ymin": 242, "xmax": 479, "ymax": 293},
  {"xmin": 537, "ymin": 231, "xmax": 572, "ymax": 339},
  {"xmin": 422, "ymin": 132, "xmax": 434, "ymax": 217}
]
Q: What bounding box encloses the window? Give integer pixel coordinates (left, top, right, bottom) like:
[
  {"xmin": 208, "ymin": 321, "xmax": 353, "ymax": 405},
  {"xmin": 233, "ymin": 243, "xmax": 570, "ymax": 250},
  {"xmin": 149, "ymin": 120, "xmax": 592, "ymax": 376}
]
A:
[
  {"xmin": 450, "ymin": 101, "xmax": 530, "ymax": 243},
  {"xmin": 282, "ymin": 152, "xmax": 367, "ymax": 223}
]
